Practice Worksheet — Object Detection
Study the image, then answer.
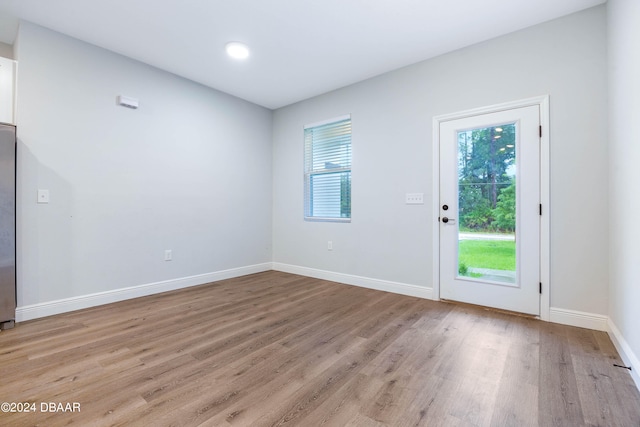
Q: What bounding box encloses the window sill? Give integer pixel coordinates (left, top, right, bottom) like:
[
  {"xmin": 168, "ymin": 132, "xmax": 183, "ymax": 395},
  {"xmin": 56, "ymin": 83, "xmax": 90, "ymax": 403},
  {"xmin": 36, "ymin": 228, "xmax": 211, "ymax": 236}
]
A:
[{"xmin": 304, "ymin": 217, "xmax": 351, "ymax": 223}]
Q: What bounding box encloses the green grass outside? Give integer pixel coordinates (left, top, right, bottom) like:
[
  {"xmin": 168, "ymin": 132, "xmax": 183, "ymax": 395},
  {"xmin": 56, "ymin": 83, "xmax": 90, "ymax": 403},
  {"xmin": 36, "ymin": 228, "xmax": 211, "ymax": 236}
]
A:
[{"xmin": 458, "ymin": 239, "xmax": 515, "ymax": 271}]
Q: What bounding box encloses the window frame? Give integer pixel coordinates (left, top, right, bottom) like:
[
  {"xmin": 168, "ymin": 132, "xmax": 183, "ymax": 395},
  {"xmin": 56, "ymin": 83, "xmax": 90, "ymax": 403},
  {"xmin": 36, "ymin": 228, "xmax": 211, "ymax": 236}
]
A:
[{"xmin": 303, "ymin": 114, "xmax": 352, "ymax": 223}]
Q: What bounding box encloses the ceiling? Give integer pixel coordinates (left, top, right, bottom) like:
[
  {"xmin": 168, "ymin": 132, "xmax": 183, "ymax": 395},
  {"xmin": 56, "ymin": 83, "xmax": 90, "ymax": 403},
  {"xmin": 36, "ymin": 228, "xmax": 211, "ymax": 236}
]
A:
[{"xmin": 0, "ymin": 0, "xmax": 605, "ymax": 109}]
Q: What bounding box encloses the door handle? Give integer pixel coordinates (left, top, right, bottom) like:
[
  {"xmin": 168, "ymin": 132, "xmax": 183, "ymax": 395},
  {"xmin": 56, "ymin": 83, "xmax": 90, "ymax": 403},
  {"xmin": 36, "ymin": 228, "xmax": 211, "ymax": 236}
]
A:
[{"xmin": 441, "ymin": 217, "xmax": 456, "ymax": 224}]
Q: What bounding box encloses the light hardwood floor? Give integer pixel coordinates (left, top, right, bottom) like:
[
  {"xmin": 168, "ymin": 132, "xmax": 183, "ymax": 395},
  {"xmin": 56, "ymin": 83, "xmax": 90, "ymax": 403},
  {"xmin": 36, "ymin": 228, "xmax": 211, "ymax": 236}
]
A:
[{"xmin": 1, "ymin": 271, "xmax": 639, "ymax": 426}]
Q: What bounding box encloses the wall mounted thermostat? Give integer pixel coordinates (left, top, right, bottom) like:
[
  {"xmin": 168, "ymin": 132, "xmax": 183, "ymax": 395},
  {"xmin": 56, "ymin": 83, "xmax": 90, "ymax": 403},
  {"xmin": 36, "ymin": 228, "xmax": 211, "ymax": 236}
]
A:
[{"xmin": 116, "ymin": 95, "xmax": 139, "ymax": 109}]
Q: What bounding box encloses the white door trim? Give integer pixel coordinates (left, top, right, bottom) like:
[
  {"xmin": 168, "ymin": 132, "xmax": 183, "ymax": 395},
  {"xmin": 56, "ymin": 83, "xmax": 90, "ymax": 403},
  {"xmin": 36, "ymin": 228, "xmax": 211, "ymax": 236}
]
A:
[{"xmin": 432, "ymin": 95, "xmax": 550, "ymax": 321}]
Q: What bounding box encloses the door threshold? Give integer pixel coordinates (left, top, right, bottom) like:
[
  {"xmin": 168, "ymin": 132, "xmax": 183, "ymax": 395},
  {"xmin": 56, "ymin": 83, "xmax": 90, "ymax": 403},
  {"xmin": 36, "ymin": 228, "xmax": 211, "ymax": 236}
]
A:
[{"xmin": 439, "ymin": 298, "xmax": 539, "ymax": 320}]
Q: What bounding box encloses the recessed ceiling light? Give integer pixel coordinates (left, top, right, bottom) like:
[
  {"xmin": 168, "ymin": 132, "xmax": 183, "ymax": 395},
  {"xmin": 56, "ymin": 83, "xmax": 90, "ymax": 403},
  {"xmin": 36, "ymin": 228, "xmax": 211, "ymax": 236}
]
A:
[{"xmin": 225, "ymin": 42, "xmax": 250, "ymax": 60}]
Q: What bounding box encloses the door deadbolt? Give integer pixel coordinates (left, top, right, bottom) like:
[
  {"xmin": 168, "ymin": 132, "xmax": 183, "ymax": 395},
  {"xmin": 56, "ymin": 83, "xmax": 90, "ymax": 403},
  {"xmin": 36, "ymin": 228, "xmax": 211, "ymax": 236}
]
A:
[{"xmin": 442, "ymin": 204, "xmax": 449, "ymax": 211}]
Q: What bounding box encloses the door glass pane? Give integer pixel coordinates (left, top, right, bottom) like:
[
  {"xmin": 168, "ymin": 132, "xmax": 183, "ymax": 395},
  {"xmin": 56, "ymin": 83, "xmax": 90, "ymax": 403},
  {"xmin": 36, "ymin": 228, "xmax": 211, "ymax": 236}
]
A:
[{"xmin": 457, "ymin": 123, "xmax": 516, "ymax": 284}]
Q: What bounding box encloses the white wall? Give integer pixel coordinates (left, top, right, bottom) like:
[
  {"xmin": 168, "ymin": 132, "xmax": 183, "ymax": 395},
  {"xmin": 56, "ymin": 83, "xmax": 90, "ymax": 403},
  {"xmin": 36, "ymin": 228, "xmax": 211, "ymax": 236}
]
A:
[
  {"xmin": 0, "ymin": 41, "xmax": 12, "ymax": 59},
  {"xmin": 14, "ymin": 22, "xmax": 272, "ymax": 311},
  {"xmin": 608, "ymin": 0, "xmax": 640, "ymax": 384},
  {"xmin": 273, "ymin": 6, "xmax": 608, "ymax": 314}
]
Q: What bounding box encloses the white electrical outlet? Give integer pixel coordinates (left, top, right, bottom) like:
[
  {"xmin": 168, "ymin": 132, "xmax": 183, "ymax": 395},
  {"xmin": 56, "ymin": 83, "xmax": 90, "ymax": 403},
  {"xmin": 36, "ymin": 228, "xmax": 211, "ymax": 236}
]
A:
[
  {"xmin": 328, "ymin": 241, "xmax": 333, "ymax": 251},
  {"xmin": 164, "ymin": 250, "xmax": 172, "ymax": 261},
  {"xmin": 37, "ymin": 189, "xmax": 50, "ymax": 204},
  {"xmin": 405, "ymin": 193, "xmax": 424, "ymax": 204}
]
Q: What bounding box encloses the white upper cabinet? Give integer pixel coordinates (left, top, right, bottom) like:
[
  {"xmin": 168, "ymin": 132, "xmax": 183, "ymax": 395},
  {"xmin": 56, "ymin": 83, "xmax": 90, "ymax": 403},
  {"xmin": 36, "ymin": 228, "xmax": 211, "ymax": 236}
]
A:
[{"xmin": 0, "ymin": 56, "xmax": 16, "ymax": 124}]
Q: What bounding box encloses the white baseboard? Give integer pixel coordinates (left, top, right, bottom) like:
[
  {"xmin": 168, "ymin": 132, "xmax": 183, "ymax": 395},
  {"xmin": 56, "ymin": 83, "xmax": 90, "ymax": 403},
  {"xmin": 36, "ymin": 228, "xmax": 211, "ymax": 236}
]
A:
[
  {"xmin": 549, "ymin": 307, "xmax": 608, "ymax": 331},
  {"xmin": 607, "ymin": 319, "xmax": 640, "ymax": 391},
  {"xmin": 16, "ymin": 263, "xmax": 272, "ymax": 322},
  {"xmin": 272, "ymin": 262, "xmax": 434, "ymax": 300}
]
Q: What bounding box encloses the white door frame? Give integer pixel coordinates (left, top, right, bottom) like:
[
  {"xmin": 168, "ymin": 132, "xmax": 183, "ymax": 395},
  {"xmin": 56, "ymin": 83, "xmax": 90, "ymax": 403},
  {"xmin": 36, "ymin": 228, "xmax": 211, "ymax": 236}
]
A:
[{"xmin": 432, "ymin": 95, "xmax": 550, "ymax": 321}]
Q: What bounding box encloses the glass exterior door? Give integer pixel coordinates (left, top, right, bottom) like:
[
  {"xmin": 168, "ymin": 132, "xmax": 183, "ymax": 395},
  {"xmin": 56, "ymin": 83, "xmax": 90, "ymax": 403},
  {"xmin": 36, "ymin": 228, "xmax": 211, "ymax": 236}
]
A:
[{"xmin": 439, "ymin": 106, "xmax": 540, "ymax": 315}]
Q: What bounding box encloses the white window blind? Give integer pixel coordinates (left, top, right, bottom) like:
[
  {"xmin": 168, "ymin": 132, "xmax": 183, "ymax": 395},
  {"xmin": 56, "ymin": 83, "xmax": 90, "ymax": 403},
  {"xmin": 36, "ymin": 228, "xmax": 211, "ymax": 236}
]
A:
[{"xmin": 304, "ymin": 116, "xmax": 351, "ymax": 221}]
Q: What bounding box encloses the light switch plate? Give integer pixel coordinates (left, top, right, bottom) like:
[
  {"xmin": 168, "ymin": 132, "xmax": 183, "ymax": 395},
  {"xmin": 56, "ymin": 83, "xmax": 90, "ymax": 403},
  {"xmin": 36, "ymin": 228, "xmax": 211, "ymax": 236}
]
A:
[
  {"xmin": 405, "ymin": 193, "xmax": 424, "ymax": 204},
  {"xmin": 37, "ymin": 189, "xmax": 50, "ymax": 204}
]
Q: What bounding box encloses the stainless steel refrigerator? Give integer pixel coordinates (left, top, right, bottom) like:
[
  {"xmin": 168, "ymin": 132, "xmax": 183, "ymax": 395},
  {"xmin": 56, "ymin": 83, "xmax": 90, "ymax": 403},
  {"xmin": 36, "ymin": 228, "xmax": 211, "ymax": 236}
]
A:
[{"xmin": 0, "ymin": 123, "xmax": 15, "ymax": 330}]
